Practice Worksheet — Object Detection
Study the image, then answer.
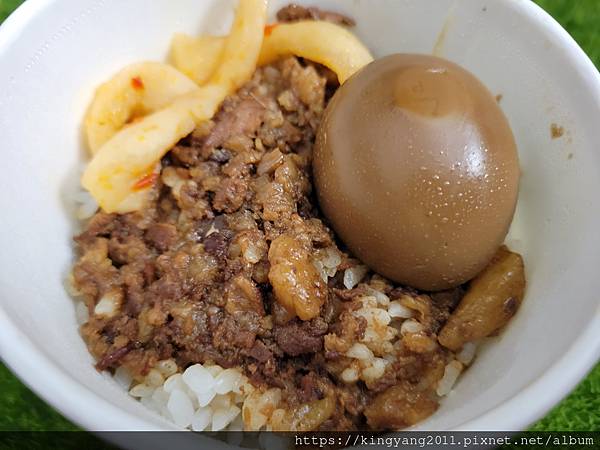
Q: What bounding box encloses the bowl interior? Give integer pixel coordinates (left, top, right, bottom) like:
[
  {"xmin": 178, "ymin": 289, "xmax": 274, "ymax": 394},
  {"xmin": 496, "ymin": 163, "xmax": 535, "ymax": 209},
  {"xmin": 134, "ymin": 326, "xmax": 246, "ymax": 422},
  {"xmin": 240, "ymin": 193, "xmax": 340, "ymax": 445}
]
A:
[{"xmin": 0, "ymin": 0, "xmax": 599, "ymax": 433}]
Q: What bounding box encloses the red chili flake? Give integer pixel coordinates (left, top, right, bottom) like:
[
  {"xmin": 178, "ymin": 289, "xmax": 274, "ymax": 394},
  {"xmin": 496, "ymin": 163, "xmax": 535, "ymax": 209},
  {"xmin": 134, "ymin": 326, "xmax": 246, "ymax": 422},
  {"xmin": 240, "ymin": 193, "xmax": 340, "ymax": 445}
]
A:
[
  {"xmin": 131, "ymin": 76, "xmax": 144, "ymax": 90},
  {"xmin": 132, "ymin": 172, "xmax": 158, "ymax": 191},
  {"xmin": 264, "ymin": 23, "xmax": 279, "ymax": 37}
]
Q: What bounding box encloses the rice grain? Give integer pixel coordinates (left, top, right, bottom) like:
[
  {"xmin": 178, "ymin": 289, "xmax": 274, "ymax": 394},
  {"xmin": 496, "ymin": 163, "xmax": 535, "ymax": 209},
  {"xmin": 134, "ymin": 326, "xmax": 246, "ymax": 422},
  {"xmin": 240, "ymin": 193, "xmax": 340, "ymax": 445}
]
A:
[
  {"xmin": 197, "ymin": 388, "xmax": 217, "ymax": 408},
  {"xmin": 182, "ymin": 364, "xmax": 215, "ymax": 394},
  {"xmin": 167, "ymin": 389, "xmax": 194, "ymax": 428},
  {"xmin": 212, "ymin": 405, "xmax": 241, "ymax": 431},
  {"xmin": 400, "ymin": 319, "xmax": 424, "ymax": 335},
  {"xmin": 214, "ymin": 368, "xmax": 243, "ymax": 394},
  {"xmin": 346, "ymin": 343, "xmax": 374, "ymax": 362},
  {"xmin": 436, "ymin": 360, "xmax": 463, "ymax": 396},
  {"xmin": 114, "ymin": 366, "xmax": 132, "ymax": 390},
  {"xmin": 191, "ymin": 407, "xmax": 213, "ymax": 431},
  {"xmin": 343, "ymin": 265, "xmax": 368, "ymax": 289},
  {"xmin": 456, "ymin": 342, "xmax": 478, "ymax": 366},
  {"xmin": 388, "ymin": 301, "xmax": 414, "ymax": 319},
  {"xmin": 75, "ymin": 301, "xmax": 89, "ymax": 325},
  {"xmin": 129, "ymin": 384, "xmax": 154, "ymax": 398}
]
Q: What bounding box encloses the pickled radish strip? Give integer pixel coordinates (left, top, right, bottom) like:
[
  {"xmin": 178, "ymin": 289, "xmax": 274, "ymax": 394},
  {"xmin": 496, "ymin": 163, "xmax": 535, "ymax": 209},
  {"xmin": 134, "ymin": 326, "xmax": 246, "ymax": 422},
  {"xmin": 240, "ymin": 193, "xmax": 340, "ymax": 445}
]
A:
[
  {"xmin": 84, "ymin": 62, "xmax": 198, "ymax": 154},
  {"xmin": 259, "ymin": 21, "xmax": 373, "ymax": 83},
  {"xmin": 82, "ymin": 0, "xmax": 268, "ymax": 213},
  {"xmin": 170, "ymin": 34, "xmax": 226, "ymax": 86}
]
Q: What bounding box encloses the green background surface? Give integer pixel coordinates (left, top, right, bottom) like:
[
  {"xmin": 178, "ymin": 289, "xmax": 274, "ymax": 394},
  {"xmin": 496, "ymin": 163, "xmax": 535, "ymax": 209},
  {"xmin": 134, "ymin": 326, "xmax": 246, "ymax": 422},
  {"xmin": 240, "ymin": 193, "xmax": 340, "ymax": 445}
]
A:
[{"xmin": 0, "ymin": 0, "xmax": 598, "ymax": 435}]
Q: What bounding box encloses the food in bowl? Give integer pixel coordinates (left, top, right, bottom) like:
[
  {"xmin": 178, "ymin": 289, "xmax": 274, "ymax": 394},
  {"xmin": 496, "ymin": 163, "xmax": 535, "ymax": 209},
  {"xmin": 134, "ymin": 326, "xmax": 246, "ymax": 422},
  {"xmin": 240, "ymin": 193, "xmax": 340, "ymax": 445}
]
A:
[
  {"xmin": 68, "ymin": 0, "xmax": 526, "ymax": 431},
  {"xmin": 314, "ymin": 53, "xmax": 521, "ymax": 291}
]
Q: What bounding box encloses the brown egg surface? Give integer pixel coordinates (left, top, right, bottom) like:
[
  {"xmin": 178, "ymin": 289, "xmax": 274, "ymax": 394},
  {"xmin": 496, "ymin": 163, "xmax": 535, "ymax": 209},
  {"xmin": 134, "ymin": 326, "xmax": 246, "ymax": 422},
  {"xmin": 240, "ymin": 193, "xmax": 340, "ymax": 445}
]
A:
[{"xmin": 314, "ymin": 54, "xmax": 520, "ymax": 291}]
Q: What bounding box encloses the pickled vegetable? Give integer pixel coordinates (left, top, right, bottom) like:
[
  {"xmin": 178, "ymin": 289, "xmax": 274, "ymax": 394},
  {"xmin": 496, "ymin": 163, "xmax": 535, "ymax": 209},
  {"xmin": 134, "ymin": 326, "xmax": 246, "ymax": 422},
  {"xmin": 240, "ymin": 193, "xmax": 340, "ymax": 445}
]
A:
[
  {"xmin": 268, "ymin": 234, "xmax": 327, "ymax": 321},
  {"xmin": 438, "ymin": 246, "xmax": 526, "ymax": 351},
  {"xmin": 364, "ymin": 383, "xmax": 438, "ymax": 429},
  {"xmin": 273, "ymin": 396, "xmax": 336, "ymax": 431}
]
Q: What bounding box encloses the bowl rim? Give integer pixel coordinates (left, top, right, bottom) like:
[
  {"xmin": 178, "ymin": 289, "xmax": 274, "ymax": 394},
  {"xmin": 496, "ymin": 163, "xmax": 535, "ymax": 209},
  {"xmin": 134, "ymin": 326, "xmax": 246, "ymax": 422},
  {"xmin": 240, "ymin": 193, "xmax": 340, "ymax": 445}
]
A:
[{"xmin": 0, "ymin": 0, "xmax": 599, "ymax": 433}]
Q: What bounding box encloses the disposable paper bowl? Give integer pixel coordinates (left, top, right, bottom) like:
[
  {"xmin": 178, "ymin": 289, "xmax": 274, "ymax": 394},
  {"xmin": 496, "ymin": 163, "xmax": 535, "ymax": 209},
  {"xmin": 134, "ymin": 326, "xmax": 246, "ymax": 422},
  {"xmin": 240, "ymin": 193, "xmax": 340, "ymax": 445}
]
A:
[{"xmin": 0, "ymin": 0, "xmax": 599, "ymax": 439}]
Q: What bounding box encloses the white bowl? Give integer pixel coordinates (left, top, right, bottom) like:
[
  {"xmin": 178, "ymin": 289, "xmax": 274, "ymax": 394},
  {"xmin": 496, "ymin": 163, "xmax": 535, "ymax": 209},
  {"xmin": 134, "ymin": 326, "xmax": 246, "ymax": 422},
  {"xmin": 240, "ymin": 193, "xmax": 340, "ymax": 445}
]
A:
[{"xmin": 0, "ymin": 0, "xmax": 599, "ymax": 436}]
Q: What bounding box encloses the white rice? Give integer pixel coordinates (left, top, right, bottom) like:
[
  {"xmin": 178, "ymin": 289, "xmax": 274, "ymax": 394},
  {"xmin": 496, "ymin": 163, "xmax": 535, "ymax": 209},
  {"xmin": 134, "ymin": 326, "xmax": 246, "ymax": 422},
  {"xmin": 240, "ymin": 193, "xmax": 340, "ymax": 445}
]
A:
[
  {"xmin": 126, "ymin": 361, "xmax": 283, "ymax": 431},
  {"xmin": 145, "ymin": 369, "xmax": 165, "ymax": 388},
  {"xmin": 343, "ymin": 265, "xmax": 368, "ymax": 289},
  {"xmin": 182, "ymin": 364, "xmax": 215, "ymax": 394},
  {"xmin": 93, "ymin": 290, "xmax": 122, "ymax": 318},
  {"xmin": 161, "ymin": 166, "xmax": 187, "ymax": 201},
  {"xmin": 322, "ymin": 247, "xmax": 342, "ymax": 269},
  {"xmin": 65, "ymin": 272, "xmax": 82, "ymax": 298},
  {"xmin": 388, "ymin": 300, "xmax": 414, "ymax": 319},
  {"xmin": 241, "ymin": 240, "xmax": 262, "ymax": 263},
  {"xmin": 113, "ymin": 366, "xmax": 133, "ymax": 390},
  {"xmin": 191, "ymin": 407, "xmax": 213, "ymax": 432},
  {"xmin": 353, "ymin": 296, "xmax": 395, "ymax": 345},
  {"xmin": 336, "ymin": 288, "xmax": 480, "ymax": 395},
  {"xmin": 156, "ymin": 359, "xmax": 178, "ymax": 377},
  {"xmin": 313, "ymin": 247, "xmax": 342, "ymax": 282},
  {"xmin": 129, "ymin": 383, "xmax": 154, "ymax": 398},
  {"xmin": 75, "ymin": 301, "xmax": 89, "ymax": 325},
  {"xmin": 73, "ymin": 189, "xmax": 99, "ymax": 221},
  {"xmin": 213, "ymin": 368, "xmax": 243, "ymax": 394},
  {"xmin": 164, "ymin": 373, "xmax": 186, "ymax": 394},
  {"xmin": 346, "ymin": 343, "xmax": 374, "ymax": 362},
  {"xmin": 400, "ymin": 319, "xmax": 424, "ymax": 335},
  {"xmin": 436, "ymin": 360, "xmax": 464, "ymax": 396},
  {"xmin": 365, "ymin": 287, "xmax": 390, "ymax": 306},
  {"xmin": 338, "ymin": 295, "xmax": 402, "ymax": 384},
  {"xmin": 341, "ymin": 366, "xmax": 360, "ymax": 383},
  {"xmin": 168, "ymin": 389, "xmax": 195, "ymax": 428},
  {"xmin": 212, "ymin": 405, "xmax": 242, "ymax": 431},
  {"xmin": 456, "ymin": 341, "xmax": 478, "ymax": 366},
  {"xmin": 361, "ymin": 357, "xmax": 387, "ymax": 383},
  {"xmin": 197, "ymin": 388, "xmax": 218, "ymax": 408}
]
